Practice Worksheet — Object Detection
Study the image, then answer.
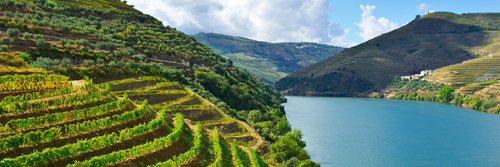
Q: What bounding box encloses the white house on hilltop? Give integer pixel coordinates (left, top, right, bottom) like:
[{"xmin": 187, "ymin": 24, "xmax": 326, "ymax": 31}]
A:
[{"xmin": 400, "ymin": 70, "xmax": 432, "ymax": 80}]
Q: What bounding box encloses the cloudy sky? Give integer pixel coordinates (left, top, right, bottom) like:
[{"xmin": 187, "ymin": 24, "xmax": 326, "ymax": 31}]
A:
[{"xmin": 127, "ymin": 0, "xmax": 499, "ymax": 47}]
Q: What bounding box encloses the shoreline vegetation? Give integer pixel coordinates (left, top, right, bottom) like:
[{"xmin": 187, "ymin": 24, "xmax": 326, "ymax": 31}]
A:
[
  {"xmin": 375, "ymin": 77, "xmax": 499, "ymax": 114},
  {"xmin": 281, "ymin": 77, "xmax": 499, "ymax": 114}
]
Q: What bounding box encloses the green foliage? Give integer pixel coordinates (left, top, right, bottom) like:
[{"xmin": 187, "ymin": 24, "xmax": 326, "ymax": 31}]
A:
[
  {"xmin": 35, "ymin": 38, "xmax": 46, "ymax": 47},
  {"xmin": 0, "ymin": 74, "xmax": 69, "ymax": 92},
  {"xmin": 1, "ymin": 86, "xmax": 110, "ymax": 114},
  {"xmin": 2, "ymin": 96, "xmax": 128, "ymax": 132},
  {"xmin": 250, "ymin": 149, "xmax": 268, "ymax": 167},
  {"xmin": 0, "ymin": 101, "xmax": 164, "ymax": 166},
  {"xmin": 68, "ymin": 113, "xmax": 188, "ymax": 167},
  {"xmin": 231, "ymin": 140, "xmax": 251, "ymax": 167},
  {"xmin": 0, "ymin": 52, "xmax": 27, "ymax": 67},
  {"xmin": 0, "ymin": 84, "xmax": 88, "ymax": 105},
  {"xmin": 297, "ymin": 160, "xmax": 321, "ymax": 167},
  {"xmin": 437, "ymin": 85, "xmax": 455, "ymax": 102},
  {"xmin": 388, "ymin": 78, "xmax": 499, "ymax": 113},
  {"xmin": 0, "ymin": 0, "xmax": 316, "ymax": 165},
  {"xmin": 388, "ymin": 77, "xmax": 443, "ymax": 92},
  {"xmin": 6, "ymin": 28, "xmax": 20, "ymax": 38},
  {"xmin": 271, "ymin": 130, "xmax": 309, "ymax": 163},
  {"xmin": 209, "ymin": 128, "xmax": 233, "ymax": 167},
  {"xmin": 193, "ymin": 32, "xmax": 343, "ymax": 84},
  {"xmin": 150, "ymin": 124, "xmax": 206, "ymax": 167},
  {"xmin": 0, "ymin": 100, "xmax": 146, "ymax": 150},
  {"xmin": 30, "ymin": 57, "xmax": 72, "ymax": 70},
  {"xmin": 0, "ymin": 45, "xmax": 8, "ymax": 51},
  {"xmin": 17, "ymin": 52, "xmax": 31, "ymax": 62}
]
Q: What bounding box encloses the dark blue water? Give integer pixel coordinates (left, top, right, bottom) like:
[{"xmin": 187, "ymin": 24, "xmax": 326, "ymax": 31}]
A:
[{"xmin": 284, "ymin": 96, "xmax": 500, "ymax": 167}]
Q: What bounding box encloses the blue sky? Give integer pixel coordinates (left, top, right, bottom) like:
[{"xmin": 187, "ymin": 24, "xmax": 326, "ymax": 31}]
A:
[{"xmin": 128, "ymin": 0, "xmax": 499, "ymax": 47}]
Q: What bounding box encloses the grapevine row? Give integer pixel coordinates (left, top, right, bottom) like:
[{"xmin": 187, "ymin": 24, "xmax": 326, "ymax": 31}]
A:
[
  {"xmin": 68, "ymin": 113, "xmax": 188, "ymax": 167},
  {"xmin": 150, "ymin": 124, "xmax": 204, "ymax": 167},
  {"xmin": 105, "ymin": 76, "xmax": 164, "ymax": 85},
  {"xmin": 0, "ymin": 102, "xmax": 166, "ymax": 166},
  {"xmin": 231, "ymin": 140, "xmax": 251, "ymax": 167},
  {"xmin": 1, "ymin": 86, "xmax": 111, "ymax": 114},
  {"xmin": 0, "ymin": 74, "xmax": 69, "ymax": 92},
  {"xmin": 117, "ymin": 89, "xmax": 187, "ymax": 96},
  {"xmin": 249, "ymin": 149, "xmax": 268, "ymax": 167},
  {"xmin": 152, "ymin": 94, "xmax": 195, "ymax": 107},
  {"xmin": 209, "ymin": 128, "xmax": 233, "ymax": 167},
  {"xmin": 1, "ymin": 96, "xmax": 128, "ymax": 133},
  {"xmin": 0, "ymin": 81, "xmax": 93, "ymax": 104},
  {"xmin": 0, "ymin": 101, "xmax": 148, "ymax": 150}
]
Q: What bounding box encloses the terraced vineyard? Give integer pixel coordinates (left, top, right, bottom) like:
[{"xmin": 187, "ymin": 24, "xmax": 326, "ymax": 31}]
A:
[
  {"xmin": 426, "ymin": 51, "xmax": 500, "ymax": 96},
  {"xmin": 0, "ymin": 73, "xmax": 269, "ymax": 166},
  {"xmin": 0, "ymin": 0, "xmax": 316, "ymax": 165}
]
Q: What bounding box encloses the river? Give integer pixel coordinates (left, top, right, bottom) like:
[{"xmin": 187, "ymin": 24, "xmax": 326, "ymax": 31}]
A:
[{"xmin": 284, "ymin": 96, "xmax": 500, "ymax": 167}]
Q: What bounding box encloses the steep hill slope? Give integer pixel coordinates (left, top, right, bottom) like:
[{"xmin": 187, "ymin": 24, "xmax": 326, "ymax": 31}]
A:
[
  {"xmin": 276, "ymin": 12, "xmax": 500, "ymax": 96},
  {"xmin": 194, "ymin": 32, "xmax": 343, "ymax": 84},
  {"xmin": 0, "ymin": 0, "xmax": 315, "ymax": 165}
]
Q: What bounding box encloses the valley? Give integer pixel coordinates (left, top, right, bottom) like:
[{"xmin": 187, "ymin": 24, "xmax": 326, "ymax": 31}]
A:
[{"xmin": 194, "ymin": 33, "xmax": 343, "ymax": 84}]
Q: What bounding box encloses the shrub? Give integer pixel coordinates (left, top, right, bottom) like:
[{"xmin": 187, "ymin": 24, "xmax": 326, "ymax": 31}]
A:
[
  {"xmin": 298, "ymin": 160, "xmax": 320, "ymax": 167},
  {"xmin": 271, "ymin": 130, "xmax": 309, "ymax": 163},
  {"xmin": 0, "ymin": 45, "xmax": 8, "ymax": 51},
  {"xmin": 17, "ymin": 53, "xmax": 31, "ymax": 62},
  {"xmin": 83, "ymin": 59, "xmax": 95, "ymax": 66},
  {"xmin": 35, "ymin": 38, "xmax": 46, "ymax": 47},
  {"xmin": 132, "ymin": 54, "xmax": 147, "ymax": 61},
  {"xmin": 437, "ymin": 85, "xmax": 455, "ymax": 102},
  {"xmin": 22, "ymin": 32, "xmax": 32, "ymax": 39},
  {"xmin": 14, "ymin": 2, "xmax": 25, "ymax": 7},
  {"xmin": 6, "ymin": 28, "xmax": 20, "ymax": 38}
]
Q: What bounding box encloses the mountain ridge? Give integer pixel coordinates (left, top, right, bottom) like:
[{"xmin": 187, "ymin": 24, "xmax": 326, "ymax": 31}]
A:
[
  {"xmin": 276, "ymin": 12, "xmax": 499, "ymax": 96},
  {"xmin": 194, "ymin": 32, "xmax": 343, "ymax": 84}
]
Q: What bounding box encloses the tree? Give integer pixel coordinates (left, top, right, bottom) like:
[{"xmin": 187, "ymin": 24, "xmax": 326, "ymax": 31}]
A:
[
  {"xmin": 275, "ymin": 116, "xmax": 291, "ymax": 135},
  {"xmin": 247, "ymin": 110, "xmax": 263, "ymax": 123},
  {"xmin": 132, "ymin": 54, "xmax": 147, "ymax": 61},
  {"xmin": 0, "ymin": 45, "xmax": 8, "ymax": 51},
  {"xmin": 17, "ymin": 53, "xmax": 31, "ymax": 62},
  {"xmin": 298, "ymin": 160, "xmax": 320, "ymax": 167},
  {"xmin": 6, "ymin": 28, "xmax": 19, "ymax": 37},
  {"xmin": 36, "ymin": 38, "xmax": 46, "ymax": 47},
  {"xmin": 438, "ymin": 85, "xmax": 454, "ymax": 102},
  {"xmin": 271, "ymin": 130, "xmax": 310, "ymax": 163},
  {"xmin": 6, "ymin": 28, "xmax": 20, "ymax": 42}
]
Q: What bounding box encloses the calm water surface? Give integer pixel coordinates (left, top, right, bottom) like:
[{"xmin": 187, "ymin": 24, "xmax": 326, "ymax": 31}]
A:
[{"xmin": 284, "ymin": 96, "xmax": 500, "ymax": 167}]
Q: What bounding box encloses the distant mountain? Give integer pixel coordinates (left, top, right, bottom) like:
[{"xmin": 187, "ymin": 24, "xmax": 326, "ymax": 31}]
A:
[
  {"xmin": 276, "ymin": 12, "xmax": 500, "ymax": 96},
  {"xmin": 193, "ymin": 33, "xmax": 343, "ymax": 84}
]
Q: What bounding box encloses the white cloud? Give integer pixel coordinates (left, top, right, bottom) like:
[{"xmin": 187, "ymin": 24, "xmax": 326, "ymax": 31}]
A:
[
  {"xmin": 127, "ymin": 0, "xmax": 353, "ymax": 46},
  {"xmin": 417, "ymin": 3, "xmax": 428, "ymax": 12},
  {"xmin": 328, "ymin": 25, "xmax": 355, "ymax": 47},
  {"xmin": 356, "ymin": 4, "xmax": 399, "ymax": 41}
]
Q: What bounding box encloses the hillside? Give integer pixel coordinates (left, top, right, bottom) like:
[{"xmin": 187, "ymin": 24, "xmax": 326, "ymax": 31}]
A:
[
  {"xmin": 276, "ymin": 12, "xmax": 500, "ymax": 96},
  {"xmin": 194, "ymin": 32, "xmax": 343, "ymax": 84},
  {"xmin": 0, "ymin": 0, "xmax": 315, "ymax": 166}
]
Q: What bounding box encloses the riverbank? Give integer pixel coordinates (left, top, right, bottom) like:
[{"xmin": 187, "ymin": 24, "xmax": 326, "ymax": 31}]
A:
[{"xmin": 378, "ymin": 78, "xmax": 499, "ymax": 114}]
